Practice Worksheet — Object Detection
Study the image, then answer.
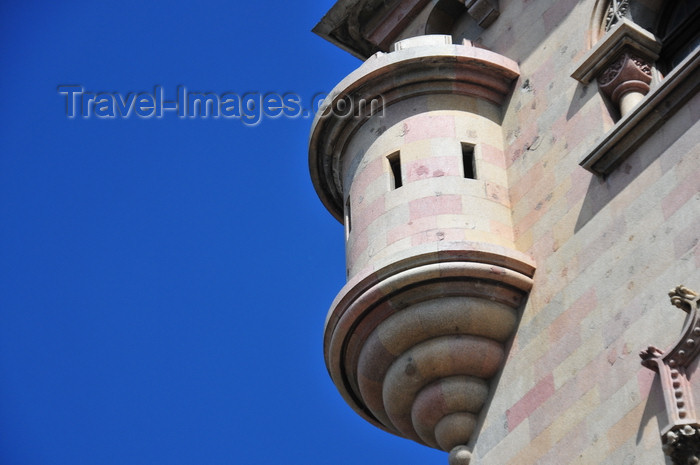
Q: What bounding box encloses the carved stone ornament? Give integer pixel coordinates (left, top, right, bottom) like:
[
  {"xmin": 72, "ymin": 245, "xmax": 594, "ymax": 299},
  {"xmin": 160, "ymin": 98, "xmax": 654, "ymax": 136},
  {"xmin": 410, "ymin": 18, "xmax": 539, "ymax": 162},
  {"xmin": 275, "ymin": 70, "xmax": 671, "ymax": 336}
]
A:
[
  {"xmin": 576, "ymin": 31, "xmax": 698, "ymax": 177},
  {"xmin": 597, "ymin": 51, "xmax": 653, "ymax": 104},
  {"xmin": 640, "ymin": 286, "xmax": 700, "ymax": 465},
  {"xmin": 663, "ymin": 425, "xmax": 700, "ymax": 465},
  {"xmin": 571, "ymin": 19, "xmax": 661, "ymax": 117},
  {"xmin": 571, "ymin": 19, "xmax": 659, "ymax": 84},
  {"xmin": 604, "ymin": 0, "xmax": 629, "ymax": 32}
]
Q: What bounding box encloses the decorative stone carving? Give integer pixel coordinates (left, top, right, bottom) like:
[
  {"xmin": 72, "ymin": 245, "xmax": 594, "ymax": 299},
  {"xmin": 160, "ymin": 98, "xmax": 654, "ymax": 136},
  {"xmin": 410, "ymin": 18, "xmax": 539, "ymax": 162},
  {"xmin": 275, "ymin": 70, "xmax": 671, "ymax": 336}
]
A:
[
  {"xmin": 640, "ymin": 286, "xmax": 700, "ymax": 465},
  {"xmin": 604, "ymin": 0, "xmax": 629, "ymax": 32},
  {"xmin": 577, "ymin": 45, "xmax": 699, "ymax": 176},
  {"xmin": 596, "ymin": 51, "xmax": 653, "ymax": 112},
  {"xmin": 572, "ymin": 19, "xmax": 661, "ymax": 117},
  {"xmin": 663, "ymin": 425, "xmax": 700, "ymax": 465}
]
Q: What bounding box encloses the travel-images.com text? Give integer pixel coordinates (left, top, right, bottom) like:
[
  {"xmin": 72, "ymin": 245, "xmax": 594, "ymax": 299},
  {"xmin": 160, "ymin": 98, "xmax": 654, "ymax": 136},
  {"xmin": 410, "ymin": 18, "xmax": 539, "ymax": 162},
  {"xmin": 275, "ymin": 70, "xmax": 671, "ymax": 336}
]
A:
[{"xmin": 57, "ymin": 85, "xmax": 383, "ymax": 126}]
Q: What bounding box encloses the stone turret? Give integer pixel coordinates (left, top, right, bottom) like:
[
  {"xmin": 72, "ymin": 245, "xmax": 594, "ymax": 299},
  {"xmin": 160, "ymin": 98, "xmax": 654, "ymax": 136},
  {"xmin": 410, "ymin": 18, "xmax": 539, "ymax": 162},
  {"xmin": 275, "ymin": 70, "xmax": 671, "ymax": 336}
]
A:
[{"xmin": 309, "ymin": 35, "xmax": 535, "ymax": 463}]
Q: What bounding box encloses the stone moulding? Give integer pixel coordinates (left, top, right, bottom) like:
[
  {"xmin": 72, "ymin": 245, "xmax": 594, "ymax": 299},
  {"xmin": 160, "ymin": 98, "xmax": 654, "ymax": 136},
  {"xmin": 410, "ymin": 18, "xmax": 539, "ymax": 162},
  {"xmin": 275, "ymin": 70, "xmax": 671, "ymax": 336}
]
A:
[
  {"xmin": 572, "ymin": 19, "xmax": 660, "ymax": 118},
  {"xmin": 578, "ymin": 46, "xmax": 699, "ymax": 176},
  {"xmin": 572, "ymin": 19, "xmax": 660, "ymax": 85},
  {"xmin": 640, "ymin": 286, "xmax": 700, "ymax": 465},
  {"xmin": 595, "ymin": 51, "xmax": 652, "ymax": 105},
  {"xmin": 603, "ymin": 0, "xmax": 629, "ymax": 32},
  {"xmin": 323, "ymin": 245, "xmax": 535, "ymax": 449},
  {"xmin": 308, "ymin": 36, "xmax": 520, "ymax": 222}
]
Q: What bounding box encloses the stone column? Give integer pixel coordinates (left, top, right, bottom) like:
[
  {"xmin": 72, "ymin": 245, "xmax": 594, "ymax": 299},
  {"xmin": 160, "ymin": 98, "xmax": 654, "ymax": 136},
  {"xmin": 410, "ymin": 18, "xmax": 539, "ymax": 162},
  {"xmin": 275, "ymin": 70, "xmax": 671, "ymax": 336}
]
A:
[
  {"xmin": 597, "ymin": 51, "xmax": 653, "ymax": 116},
  {"xmin": 572, "ymin": 19, "xmax": 661, "ymax": 117}
]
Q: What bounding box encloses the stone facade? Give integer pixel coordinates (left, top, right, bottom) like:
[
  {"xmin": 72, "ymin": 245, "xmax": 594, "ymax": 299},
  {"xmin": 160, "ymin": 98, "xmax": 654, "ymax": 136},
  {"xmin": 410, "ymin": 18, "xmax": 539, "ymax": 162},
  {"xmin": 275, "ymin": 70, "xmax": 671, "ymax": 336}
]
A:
[{"xmin": 308, "ymin": 1, "xmax": 700, "ymax": 464}]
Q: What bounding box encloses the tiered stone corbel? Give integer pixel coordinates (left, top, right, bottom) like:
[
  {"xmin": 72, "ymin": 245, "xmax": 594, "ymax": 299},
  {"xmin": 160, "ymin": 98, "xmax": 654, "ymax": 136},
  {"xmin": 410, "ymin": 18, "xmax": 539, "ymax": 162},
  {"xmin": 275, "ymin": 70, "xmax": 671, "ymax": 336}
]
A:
[
  {"xmin": 309, "ymin": 35, "xmax": 534, "ymax": 465},
  {"xmin": 640, "ymin": 286, "xmax": 700, "ymax": 465},
  {"xmin": 572, "ymin": 19, "xmax": 661, "ymax": 117}
]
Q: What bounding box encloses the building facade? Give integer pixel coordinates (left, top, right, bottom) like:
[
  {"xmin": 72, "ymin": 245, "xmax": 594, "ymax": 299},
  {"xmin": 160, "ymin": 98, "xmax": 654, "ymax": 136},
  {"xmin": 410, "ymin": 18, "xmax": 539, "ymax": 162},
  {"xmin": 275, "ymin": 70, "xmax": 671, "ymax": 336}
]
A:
[{"xmin": 308, "ymin": 1, "xmax": 700, "ymax": 464}]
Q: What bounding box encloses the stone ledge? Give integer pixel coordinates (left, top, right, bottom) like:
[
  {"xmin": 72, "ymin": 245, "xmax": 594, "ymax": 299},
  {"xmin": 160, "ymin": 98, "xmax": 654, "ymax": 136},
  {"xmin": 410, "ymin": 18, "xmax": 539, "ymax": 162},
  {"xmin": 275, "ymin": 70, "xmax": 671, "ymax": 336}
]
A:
[
  {"xmin": 572, "ymin": 19, "xmax": 660, "ymax": 85},
  {"xmin": 579, "ymin": 47, "xmax": 700, "ymax": 176}
]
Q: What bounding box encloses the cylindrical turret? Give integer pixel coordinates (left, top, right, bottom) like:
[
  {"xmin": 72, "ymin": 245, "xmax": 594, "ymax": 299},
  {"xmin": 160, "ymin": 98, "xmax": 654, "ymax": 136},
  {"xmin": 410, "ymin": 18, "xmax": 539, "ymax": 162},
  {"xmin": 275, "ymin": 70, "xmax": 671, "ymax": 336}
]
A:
[{"xmin": 309, "ymin": 35, "xmax": 536, "ymax": 461}]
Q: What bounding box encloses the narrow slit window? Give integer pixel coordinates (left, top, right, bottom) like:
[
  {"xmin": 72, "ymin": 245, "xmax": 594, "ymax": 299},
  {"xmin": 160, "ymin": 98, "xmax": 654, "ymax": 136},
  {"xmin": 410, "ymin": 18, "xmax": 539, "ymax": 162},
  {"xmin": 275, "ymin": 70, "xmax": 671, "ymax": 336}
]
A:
[
  {"xmin": 388, "ymin": 152, "xmax": 402, "ymax": 189},
  {"xmin": 344, "ymin": 197, "xmax": 351, "ymax": 239},
  {"xmin": 462, "ymin": 144, "xmax": 476, "ymax": 179}
]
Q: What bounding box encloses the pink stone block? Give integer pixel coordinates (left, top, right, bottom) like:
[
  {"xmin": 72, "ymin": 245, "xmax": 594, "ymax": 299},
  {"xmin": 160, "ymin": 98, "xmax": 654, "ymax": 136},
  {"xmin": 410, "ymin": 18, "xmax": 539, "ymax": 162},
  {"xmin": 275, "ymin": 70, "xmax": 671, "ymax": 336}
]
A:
[
  {"xmin": 404, "ymin": 115, "xmax": 455, "ymax": 143},
  {"xmin": 510, "ymin": 162, "xmax": 543, "ymax": 205},
  {"xmin": 489, "ymin": 219, "xmax": 513, "ymax": 240},
  {"xmin": 410, "ymin": 227, "xmax": 464, "ymax": 246},
  {"xmin": 491, "ymin": 25, "xmax": 516, "ymax": 55},
  {"xmin": 674, "ymin": 217, "xmax": 700, "ymax": 259},
  {"xmin": 536, "ymin": 420, "xmax": 589, "ymax": 465},
  {"xmin": 566, "ymin": 170, "xmax": 592, "ymax": 208},
  {"xmin": 348, "ymin": 229, "xmax": 369, "ymax": 266},
  {"xmin": 506, "ymin": 373, "xmax": 555, "ymax": 432},
  {"xmin": 637, "ymin": 365, "xmax": 655, "ymax": 400},
  {"xmin": 565, "ymin": 104, "xmax": 605, "ymax": 152},
  {"xmin": 485, "ymin": 182, "xmax": 510, "ymax": 206},
  {"xmin": 574, "ymin": 351, "xmax": 608, "ymax": 397},
  {"xmin": 354, "ymin": 195, "xmax": 386, "ymax": 234},
  {"xmin": 576, "ymin": 214, "xmax": 626, "ymax": 273},
  {"xmin": 352, "ymin": 157, "xmax": 385, "ymax": 199},
  {"xmin": 535, "ymin": 331, "xmax": 582, "ymax": 381},
  {"xmin": 530, "ymin": 352, "xmax": 606, "ymax": 439},
  {"xmin": 662, "ymin": 175, "xmax": 699, "ymax": 220},
  {"xmin": 386, "ymin": 216, "xmax": 437, "ymax": 245},
  {"xmin": 548, "ymin": 287, "xmax": 597, "ymax": 345},
  {"xmin": 513, "ymin": 204, "xmax": 545, "ymax": 240},
  {"xmin": 480, "ymin": 143, "xmax": 507, "ymax": 169},
  {"xmin": 542, "ymin": 0, "xmax": 578, "ymax": 34},
  {"xmin": 511, "ymin": 121, "xmax": 540, "ymax": 161},
  {"xmin": 409, "ymin": 195, "xmax": 462, "ymax": 220},
  {"xmin": 404, "ymin": 156, "xmax": 461, "ymax": 183},
  {"xmin": 530, "ymin": 56, "xmax": 555, "ymax": 95},
  {"xmin": 529, "ymin": 230, "xmax": 555, "ymax": 263}
]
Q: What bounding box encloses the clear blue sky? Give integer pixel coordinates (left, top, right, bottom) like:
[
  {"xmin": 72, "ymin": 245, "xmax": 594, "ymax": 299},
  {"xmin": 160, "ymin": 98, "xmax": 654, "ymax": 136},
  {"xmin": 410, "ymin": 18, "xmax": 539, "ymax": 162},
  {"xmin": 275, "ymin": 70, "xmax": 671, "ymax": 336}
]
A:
[{"xmin": 0, "ymin": 1, "xmax": 445, "ymax": 464}]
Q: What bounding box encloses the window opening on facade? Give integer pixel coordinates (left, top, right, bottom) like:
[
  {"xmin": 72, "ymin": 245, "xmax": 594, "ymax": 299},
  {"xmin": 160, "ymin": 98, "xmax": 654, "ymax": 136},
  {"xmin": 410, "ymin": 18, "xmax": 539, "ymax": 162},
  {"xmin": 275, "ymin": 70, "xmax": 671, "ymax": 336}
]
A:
[
  {"xmin": 388, "ymin": 152, "xmax": 403, "ymax": 189},
  {"xmin": 462, "ymin": 144, "xmax": 476, "ymax": 179},
  {"xmin": 344, "ymin": 197, "xmax": 351, "ymax": 239}
]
